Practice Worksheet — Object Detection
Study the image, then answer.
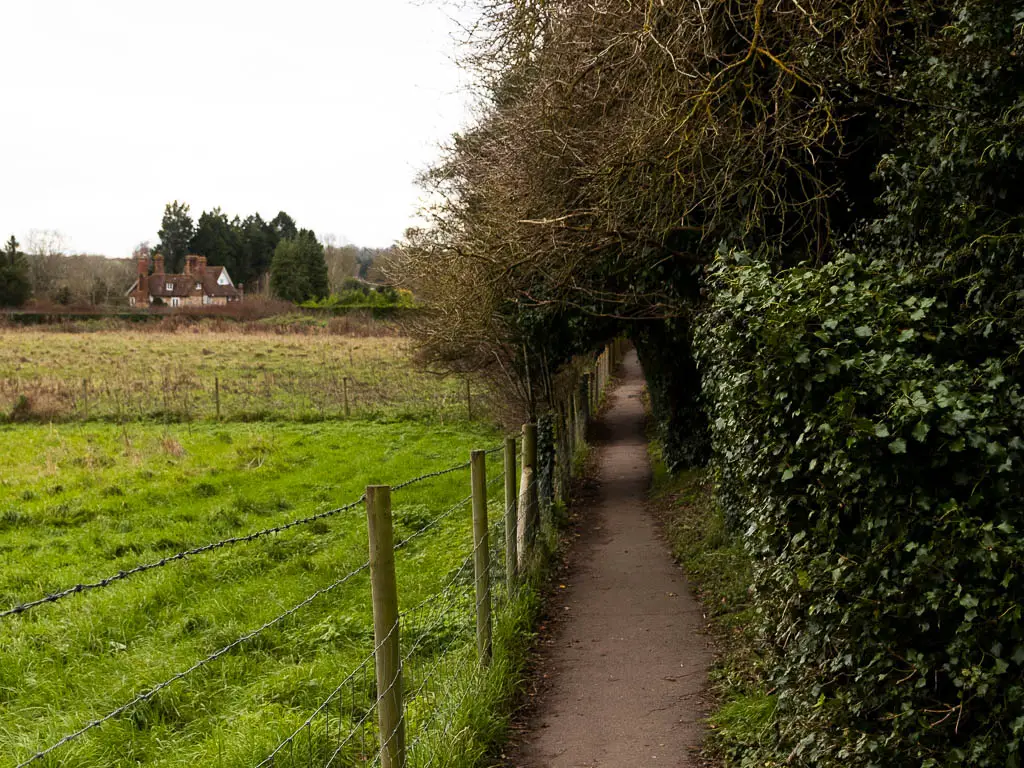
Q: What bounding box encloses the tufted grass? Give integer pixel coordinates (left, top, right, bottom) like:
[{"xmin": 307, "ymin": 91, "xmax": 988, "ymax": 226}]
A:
[
  {"xmin": 0, "ymin": 329, "xmax": 473, "ymax": 424},
  {"xmin": 0, "ymin": 419, "xmax": 507, "ymax": 767}
]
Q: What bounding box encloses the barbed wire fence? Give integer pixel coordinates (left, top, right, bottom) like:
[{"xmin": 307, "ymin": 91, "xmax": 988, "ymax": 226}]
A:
[{"xmin": 2, "ymin": 338, "xmax": 628, "ymax": 768}]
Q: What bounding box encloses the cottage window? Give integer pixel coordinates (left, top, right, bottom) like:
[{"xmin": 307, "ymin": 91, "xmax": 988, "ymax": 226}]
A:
[
  {"xmin": 195, "ymin": 282, "xmax": 201, "ymax": 290},
  {"xmin": 171, "ymin": 297, "xmax": 181, "ymax": 307},
  {"xmin": 165, "ymin": 282, "xmax": 173, "ymax": 291},
  {"xmin": 203, "ymin": 295, "xmax": 212, "ymax": 305}
]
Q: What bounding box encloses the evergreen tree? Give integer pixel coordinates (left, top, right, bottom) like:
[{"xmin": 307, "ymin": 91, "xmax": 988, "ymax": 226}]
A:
[
  {"xmin": 240, "ymin": 213, "xmax": 278, "ymax": 286},
  {"xmin": 0, "ymin": 235, "xmax": 32, "ymax": 307},
  {"xmin": 269, "ymin": 238, "xmax": 306, "ymax": 302},
  {"xmin": 189, "ymin": 208, "xmax": 245, "ymax": 279},
  {"xmin": 269, "ymin": 231, "xmax": 330, "ymax": 303},
  {"xmin": 270, "ymin": 211, "xmax": 298, "ymax": 241},
  {"xmin": 157, "ymin": 201, "xmax": 195, "ymax": 273},
  {"xmin": 297, "ymin": 229, "xmax": 329, "ymax": 300}
]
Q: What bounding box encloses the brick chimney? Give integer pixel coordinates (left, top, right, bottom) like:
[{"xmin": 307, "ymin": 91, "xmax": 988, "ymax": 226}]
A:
[
  {"xmin": 197, "ymin": 255, "xmax": 207, "ymax": 278},
  {"xmin": 134, "ymin": 255, "xmax": 149, "ymax": 304},
  {"xmin": 153, "ymin": 253, "xmax": 165, "ymax": 276}
]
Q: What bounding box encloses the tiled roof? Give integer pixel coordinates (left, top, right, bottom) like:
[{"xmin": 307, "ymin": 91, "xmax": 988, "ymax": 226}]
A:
[{"xmin": 147, "ymin": 267, "xmax": 240, "ymax": 299}]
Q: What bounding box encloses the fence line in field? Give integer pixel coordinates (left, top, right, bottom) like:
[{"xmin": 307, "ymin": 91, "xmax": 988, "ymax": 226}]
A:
[
  {"xmin": 1, "ymin": 366, "xmax": 483, "ymax": 425},
  {"xmin": 0, "ymin": 456, "xmax": 491, "ymax": 621},
  {"xmin": 4, "ymin": 338, "xmax": 629, "ymax": 768}
]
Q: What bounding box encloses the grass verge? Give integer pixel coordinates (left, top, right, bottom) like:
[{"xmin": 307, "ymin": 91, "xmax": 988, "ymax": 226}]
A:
[
  {"xmin": 648, "ymin": 440, "xmax": 776, "ymax": 767},
  {"xmin": 407, "ymin": 559, "xmax": 545, "ymax": 768}
]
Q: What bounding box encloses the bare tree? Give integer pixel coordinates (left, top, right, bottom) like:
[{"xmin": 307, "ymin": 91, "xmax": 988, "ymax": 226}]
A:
[{"xmin": 25, "ymin": 229, "xmax": 69, "ymax": 297}]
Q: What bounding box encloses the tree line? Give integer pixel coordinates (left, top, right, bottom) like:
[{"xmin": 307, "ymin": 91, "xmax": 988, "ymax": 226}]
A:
[
  {"xmin": 0, "ymin": 202, "xmax": 404, "ymax": 308},
  {"xmin": 0, "ymin": 232, "xmax": 135, "ymax": 308},
  {"xmin": 156, "ymin": 201, "xmax": 401, "ymax": 304}
]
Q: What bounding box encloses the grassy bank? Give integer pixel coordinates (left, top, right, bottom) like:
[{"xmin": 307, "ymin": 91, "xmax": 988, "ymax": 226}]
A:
[{"xmin": 648, "ymin": 444, "xmax": 775, "ymax": 766}]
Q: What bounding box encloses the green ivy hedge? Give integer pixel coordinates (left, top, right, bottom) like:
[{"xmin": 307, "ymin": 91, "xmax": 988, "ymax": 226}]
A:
[{"xmin": 696, "ymin": 254, "xmax": 1024, "ymax": 767}]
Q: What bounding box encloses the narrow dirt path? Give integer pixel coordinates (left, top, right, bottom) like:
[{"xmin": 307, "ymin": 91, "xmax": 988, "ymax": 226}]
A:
[{"xmin": 513, "ymin": 350, "xmax": 712, "ymax": 767}]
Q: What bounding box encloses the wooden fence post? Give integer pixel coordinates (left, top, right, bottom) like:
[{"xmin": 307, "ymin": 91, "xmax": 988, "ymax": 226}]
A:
[
  {"xmin": 579, "ymin": 375, "xmax": 591, "ymax": 441},
  {"xmin": 573, "ymin": 387, "xmax": 582, "ymax": 448},
  {"xmin": 517, "ymin": 423, "xmax": 539, "ymax": 569},
  {"xmin": 471, "ymin": 450, "xmax": 492, "ymax": 665},
  {"xmin": 503, "ymin": 436, "xmax": 518, "ymax": 586},
  {"xmin": 214, "ymin": 376, "xmax": 221, "ymax": 420},
  {"xmin": 343, "ymin": 376, "xmax": 351, "ymax": 418},
  {"xmin": 366, "ymin": 485, "xmax": 406, "ymax": 768}
]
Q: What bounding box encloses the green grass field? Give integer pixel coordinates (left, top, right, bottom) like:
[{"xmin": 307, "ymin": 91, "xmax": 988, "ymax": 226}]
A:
[{"xmin": 0, "ymin": 411, "xmax": 507, "ymax": 766}]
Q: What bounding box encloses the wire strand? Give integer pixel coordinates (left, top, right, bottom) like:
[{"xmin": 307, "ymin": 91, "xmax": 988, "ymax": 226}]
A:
[
  {"xmin": 391, "ymin": 461, "xmax": 471, "ymax": 492},
  {"xmin": 0, "ymin": 496, "xmax": 367, "ymax": 620},
  {"xmin": 2, "ymin": 452, "xmax": 502, "ymax": 621},
  {"xmin": 14, "ymin": 559, "xmax": 372, "ymax": 768}
]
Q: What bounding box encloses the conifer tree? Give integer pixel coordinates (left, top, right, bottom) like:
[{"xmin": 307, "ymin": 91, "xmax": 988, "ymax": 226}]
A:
[{"xmin": 0, "ymin": 235, "xmax": 32, "ymax": 307}]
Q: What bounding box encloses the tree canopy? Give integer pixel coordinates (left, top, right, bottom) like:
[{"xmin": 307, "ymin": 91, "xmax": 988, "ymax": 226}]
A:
[
  {"xmin": 156, "ymin": 201, "xmax": 195, "ymax": 274},
  {"xmin": 269, "ymin": 228, "xmax": 329, "ymax": 303}
]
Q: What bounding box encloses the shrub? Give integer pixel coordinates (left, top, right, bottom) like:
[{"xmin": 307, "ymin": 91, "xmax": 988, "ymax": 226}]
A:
[{"xmin": 696, "ymin": 254, "xmax": 1024, "ymax": 767}]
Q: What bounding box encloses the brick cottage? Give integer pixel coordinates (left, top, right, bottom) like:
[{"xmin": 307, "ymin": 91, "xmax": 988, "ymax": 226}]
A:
[{"xmin": 128, "ymin": 253, "xmax": 242, "ymax": 308}]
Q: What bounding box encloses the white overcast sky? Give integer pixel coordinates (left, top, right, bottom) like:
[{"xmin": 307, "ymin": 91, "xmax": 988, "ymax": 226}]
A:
[{"xmin": 0, "ymin": 0, "xmax": 476, "ymax": 256}]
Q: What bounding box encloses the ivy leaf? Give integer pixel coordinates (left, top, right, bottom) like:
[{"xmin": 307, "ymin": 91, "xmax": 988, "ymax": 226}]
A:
[
  {"xmin": 889, "ymin": 438, "xmax": 907, "ymax": 454},
  {"xmin": 912, "ymin": 422, "xmax": 930, "ymax": 441},
  {"xmin": 874, "ymin": 424, "xmax": 891, "ymax": 438},
  {"xmin": 855, "ymin": 325, "xmax": 873, "ymax": 338}
]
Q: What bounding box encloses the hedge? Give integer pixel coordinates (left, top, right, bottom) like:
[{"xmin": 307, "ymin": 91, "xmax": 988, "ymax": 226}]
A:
[{"xmin": 696, "ymin": 253, "xmax": 1024, "ymax": 767}]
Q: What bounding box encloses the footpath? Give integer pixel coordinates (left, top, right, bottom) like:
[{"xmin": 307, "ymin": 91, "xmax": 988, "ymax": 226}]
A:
[{"xmin": 513, "ymin": 350, "xmax": 712, "ymax": 767}]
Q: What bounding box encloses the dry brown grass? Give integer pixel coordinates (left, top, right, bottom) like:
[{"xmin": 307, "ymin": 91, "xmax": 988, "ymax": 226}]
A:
[
  {"xmin": 160, "ymin": 435, "xmax": 186, "ymax": 457},
  {"xmin": 7, "ymin": 391, "xmax": 67, "ymax": 422},
  {"xmin": 1, "ymin": 304, "xmax": 402, "ymax": 337},
  {"xmin": 0, "ymin": 326, "xmax": 469, "ymax": 423}
]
